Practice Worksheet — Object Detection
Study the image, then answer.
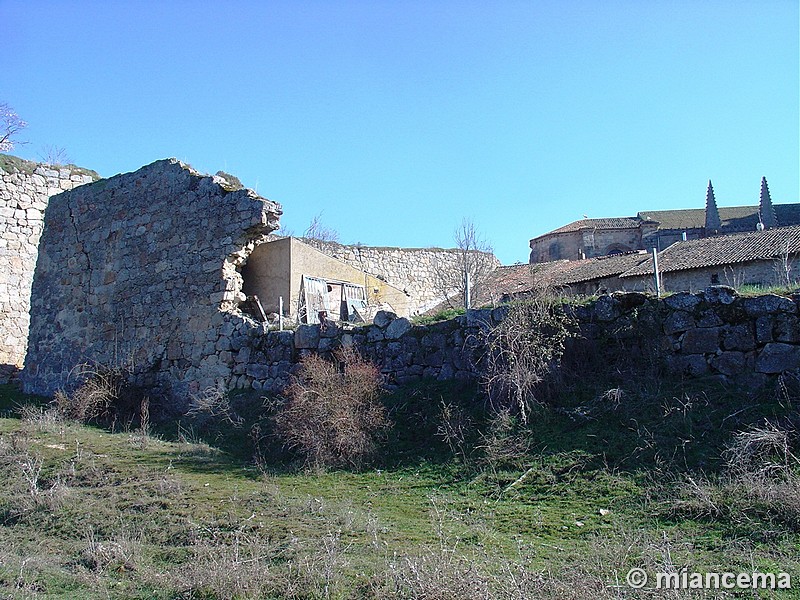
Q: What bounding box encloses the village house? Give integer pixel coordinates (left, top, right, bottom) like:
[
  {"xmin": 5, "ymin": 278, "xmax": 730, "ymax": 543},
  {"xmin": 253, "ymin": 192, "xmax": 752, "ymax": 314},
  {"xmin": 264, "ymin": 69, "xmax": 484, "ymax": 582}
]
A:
[{"xmin": 529, "ymin": 178, "xmax": 800, "ymax": 263}]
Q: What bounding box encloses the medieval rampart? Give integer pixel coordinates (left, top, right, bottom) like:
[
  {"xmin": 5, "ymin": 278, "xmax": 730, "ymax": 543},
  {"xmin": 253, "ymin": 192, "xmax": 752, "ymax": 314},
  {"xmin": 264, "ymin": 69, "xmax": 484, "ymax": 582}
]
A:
[
  {"xmin": 0, "ymin": 155, "xmax": 98, "ymax": 381},
  {"xmin": 21, "ymin": 159, "xmax": 281, "ymax": 400},
  {"xmin": 229, "ymin": 287, "xmax": 800, "ymax": 394}
]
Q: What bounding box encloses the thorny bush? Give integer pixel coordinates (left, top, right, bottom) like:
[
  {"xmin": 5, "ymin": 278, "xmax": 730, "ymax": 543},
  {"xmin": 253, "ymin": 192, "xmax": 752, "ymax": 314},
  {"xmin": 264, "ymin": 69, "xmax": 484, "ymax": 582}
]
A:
[
  {"xmin": 480, "ymin": 290, "xmax": 575, "ymax": 424},
  {"xmin": 273, "ymin": 347, "xmax": 390, "ymax": 469}
]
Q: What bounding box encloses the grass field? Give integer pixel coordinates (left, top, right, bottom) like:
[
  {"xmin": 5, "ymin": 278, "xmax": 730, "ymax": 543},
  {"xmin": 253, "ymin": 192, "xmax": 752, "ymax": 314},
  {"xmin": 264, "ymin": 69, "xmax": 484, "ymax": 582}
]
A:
[{"xmin": 1, "ymin": 371, "xmax": 799, "ymax": 599}]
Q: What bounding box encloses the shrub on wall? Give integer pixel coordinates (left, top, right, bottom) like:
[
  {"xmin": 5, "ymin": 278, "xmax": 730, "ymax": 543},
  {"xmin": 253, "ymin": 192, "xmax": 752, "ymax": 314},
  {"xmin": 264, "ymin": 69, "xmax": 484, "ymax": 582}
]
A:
[{"xmin": 480, "ymin": 293, "xmax": 576, "ymax": 423}]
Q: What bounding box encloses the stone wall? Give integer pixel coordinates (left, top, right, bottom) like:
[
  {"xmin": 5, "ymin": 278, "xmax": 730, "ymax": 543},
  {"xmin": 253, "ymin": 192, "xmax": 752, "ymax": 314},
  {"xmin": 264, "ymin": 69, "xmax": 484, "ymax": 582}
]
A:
[
  {"xmin": 620, "ymin": 259, "xmax": 800, "ymax": 296},
  {"xmin": 21, "ymin": 159, "xmax": 281, "ymax": 401},
  {"xmin": 229, "ymin": 287, "xmax": 800, "ymax": 395},
  {"xmin": 303, "ymin": 239, "xmax": 500, "ymax": 315},
  {"xmin": 0, "ymin": 155, "xmax": 98, "ymax": 382}
]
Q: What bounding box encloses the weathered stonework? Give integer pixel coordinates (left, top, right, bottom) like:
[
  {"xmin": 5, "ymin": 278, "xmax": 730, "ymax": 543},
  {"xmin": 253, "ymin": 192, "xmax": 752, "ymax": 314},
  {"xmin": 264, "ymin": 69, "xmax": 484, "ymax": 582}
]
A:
[
  {"xmin": 301, "ymin": 239, "xmax": 500, "ymax": 314},
  {"xmin": 21, "ymin": 159, "xmax": 281, "ymax": 401},
  {"xmin": 220, "ymin": 288, "xmax": 800, "ymax": 396},
  {"xmin": 0, "ymin": 155, "xmax": 98, "ymax": 382}
]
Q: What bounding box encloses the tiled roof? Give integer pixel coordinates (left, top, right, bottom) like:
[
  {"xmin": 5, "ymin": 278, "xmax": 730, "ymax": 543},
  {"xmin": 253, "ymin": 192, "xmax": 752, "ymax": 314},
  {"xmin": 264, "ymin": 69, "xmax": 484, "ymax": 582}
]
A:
[
  {"xmin": 534, "ymin": 204, "xmax": 800, "ymax": 242},
  {"xmin": 554, "ymin": 252, "xmax": 650, "ymax": 285},
  {"xmin": 637, "ymin": 205, "xmax": 800, "ymax": 232},
  {"xmin": 479, "ymin": 252, "xmax": 650, "ymax": 299},
  {"xmin": 621, "ymin": 225, "xmax": 800, "ymax": 277},
  {"xmin": 538, "ymin": 217, "xmax": 641, "ymax": 237}
]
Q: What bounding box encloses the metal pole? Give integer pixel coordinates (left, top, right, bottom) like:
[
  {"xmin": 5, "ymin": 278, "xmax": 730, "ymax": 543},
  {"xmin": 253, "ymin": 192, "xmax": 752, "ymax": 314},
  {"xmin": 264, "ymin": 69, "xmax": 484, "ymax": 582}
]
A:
[
  {"xmin": 652, "ymin": 247, "xmax": 661, "ymax": 297},
  {"xmin": 279, "ymin": 296, "xmax": 284, "ymax": 330},
  {"xmin": 464, "ymin": 271, "xmax": 471, "ymax": 310}
]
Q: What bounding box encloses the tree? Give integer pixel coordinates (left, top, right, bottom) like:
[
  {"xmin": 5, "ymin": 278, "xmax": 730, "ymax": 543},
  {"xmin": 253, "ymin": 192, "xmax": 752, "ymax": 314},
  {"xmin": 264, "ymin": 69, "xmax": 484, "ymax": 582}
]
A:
[
  {"xmin": 38, "ymin": 145, "xmax": 72, "ymax": 167},
  {"xmin": 0, "ymin": 103, "xmax": 27, "ymax": 152},
  {"xmin": 302, "ymin": 212, "xmax": 340, "ymax": 250},
  {"xmin": 434, "ymin": 218, "xmax": 497, "ymax": 310}
]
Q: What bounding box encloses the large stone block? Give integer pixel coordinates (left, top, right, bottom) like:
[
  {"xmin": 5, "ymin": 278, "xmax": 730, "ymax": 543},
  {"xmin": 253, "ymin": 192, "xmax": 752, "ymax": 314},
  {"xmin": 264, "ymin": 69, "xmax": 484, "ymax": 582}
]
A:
[
  {"xmin": 681, "ymin": 327, "xmax": 720, "ymax": 354},
  {"xmin": 664, "ymin": 311, "xmax": 696, "ymax": 335},
  {"xmin": 385, "ymin": 317, "xmax": 412, "ymax": 340},
  {"xmin": 755, "ymin": 343, "xmax": 800, "ymax": 374},
  {"xmin": 294, "ymin": 324, "xmax": 320, "ymax": 349}
]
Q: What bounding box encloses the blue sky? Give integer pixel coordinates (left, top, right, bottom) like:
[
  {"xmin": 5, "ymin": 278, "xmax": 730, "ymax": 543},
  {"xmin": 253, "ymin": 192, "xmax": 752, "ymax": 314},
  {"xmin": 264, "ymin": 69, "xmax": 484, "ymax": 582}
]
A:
[{"xmin": 3, "ymin": 0, "xmax": 798, "ymax": 264}]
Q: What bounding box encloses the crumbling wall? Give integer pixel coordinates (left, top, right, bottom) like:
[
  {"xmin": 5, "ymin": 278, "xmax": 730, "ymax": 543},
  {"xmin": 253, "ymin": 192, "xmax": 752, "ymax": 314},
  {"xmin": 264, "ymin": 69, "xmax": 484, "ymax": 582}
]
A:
[
  {"xmin": 229, "ymin": 288, "xmax": 800, "ymax": 394},
  {"xmin": 21, "ymin": 159, "xmax": 281, "ymax": 401},
  {"xmin": 0, "ymin": 155, "xmax": 98, "ymax": 382},
  {"xmin": 303, "ymin": 239, "xmax": 500, "ymax": 314}
]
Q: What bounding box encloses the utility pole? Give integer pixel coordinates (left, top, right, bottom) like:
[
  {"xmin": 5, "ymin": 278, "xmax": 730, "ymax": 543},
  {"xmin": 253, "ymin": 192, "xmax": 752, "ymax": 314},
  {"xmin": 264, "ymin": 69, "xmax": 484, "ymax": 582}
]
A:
[{"xmin": 652, "ymin": 247, "xmax": 661, "ymax": 297}]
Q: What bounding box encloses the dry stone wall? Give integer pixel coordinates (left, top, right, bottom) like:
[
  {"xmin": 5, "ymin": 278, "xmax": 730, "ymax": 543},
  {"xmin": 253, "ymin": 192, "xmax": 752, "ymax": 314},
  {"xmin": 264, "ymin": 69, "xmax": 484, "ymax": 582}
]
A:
[
  {"xmin": 229, "ymin": 287, "xmax": 800, "ymax": 395},
  {"xmin": 303, "ymin": 239, "xmax": 500, "ymax": 315},
  {"xmin": 0, "ymin": 155, "xmax": 98, "ymax": 382},
  {"xmin": 21, "ymin": 159, "xmax": 281, "ymax": 402}
]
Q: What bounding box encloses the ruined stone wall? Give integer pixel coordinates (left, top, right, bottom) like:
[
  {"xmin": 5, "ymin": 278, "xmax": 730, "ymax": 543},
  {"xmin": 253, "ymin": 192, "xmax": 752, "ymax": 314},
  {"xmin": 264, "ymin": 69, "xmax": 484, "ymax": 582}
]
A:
[
  {"xmin": 0, "ymin": 155, "xmax": 97, "ymax": 382},
  {"xmin": 230, "ymin": 288, "xmax": 800, "ymax": 395},
  {"xmin": 21, "ymin": 159, "xmax": 281, "ymax": 401},
  {"xmin": 303, "ymin": 239, "xmax": 500, "ymax": 315}
]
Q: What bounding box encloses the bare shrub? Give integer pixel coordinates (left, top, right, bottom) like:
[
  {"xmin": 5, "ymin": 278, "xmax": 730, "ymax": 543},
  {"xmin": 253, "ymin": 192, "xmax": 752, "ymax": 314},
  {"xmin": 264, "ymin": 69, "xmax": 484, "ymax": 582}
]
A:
[
  {"xmin": 302, "ymin": 211, "xmax": 341, "ymax": 251},
  {"xmin": 477, "ymin": 408, "xmax": 531, "ymax": 473},
  {"xmin": 55, "ymin": 365, "xmax": 128, "ymax": 423},
  {"xmin": 273, "ymin": 347, "xmax": 390, "ymax": 469},
  {"xmin": 17, "ymin": 404, "xmax": 65, "ymax": 433},
  {"xmin": 80, "ymin": 528, "xmax": 140, "ymax": 573},
  {"xmin": 37, "ymin": 144, "xmax": 71, "ymax": 167},
  {"xmin": 436, "ymin": 401, "xmax": 473, "ymax": 464},
  {"xmin": 724, "ymin": 420, "xmax": 799, "ymax": 476},
  {"xmin": 186, "ymin": 385, "xmax": 243, "ymax": 427},
  {"xmin": 480, "ymin": 290, "xmax": 575, "ymax": 423},
  {"xmin": 174, "ymin": 531, "xmax": 281, "ymax": 598}
]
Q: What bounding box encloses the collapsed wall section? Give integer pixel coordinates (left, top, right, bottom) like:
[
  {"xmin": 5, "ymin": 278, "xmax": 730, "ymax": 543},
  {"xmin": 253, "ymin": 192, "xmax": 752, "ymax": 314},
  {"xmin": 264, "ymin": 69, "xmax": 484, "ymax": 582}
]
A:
[
  {"xmin": 21, "ymin": 159, "xmax": 281, "ymax": 401},
  {"xmin": 303, "ymin": 239, "xmax": 500, "ymax": 314},
  {"xmin": 0, "ymin": 155, "xmax": 98, "ymax": 382}
]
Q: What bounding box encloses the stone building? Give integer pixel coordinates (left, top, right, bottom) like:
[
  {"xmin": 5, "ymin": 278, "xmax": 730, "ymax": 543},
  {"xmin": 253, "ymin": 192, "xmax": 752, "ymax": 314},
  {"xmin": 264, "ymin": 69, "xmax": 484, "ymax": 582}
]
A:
[
  {"xmin": 492, "ymin": 225, "xmax": 800, "ymax": 299},
  {"xmin": 0, "ymin": 154, "xmax": 98, "ymax": 382},
  {"xmin": 242, "ymin": 236, "xmax": 412, "ymax": 323},
  {"xmin": 529, "ymin": 178, "xmax": 800, "ymax": 263},
  {"xmin": 302, "ymin": 238, "xmax": 500, "ymax": 315},
  {"xmin": 21, "ymin": 159, "xmax": 282, "ymax": 399},
  {"xmin": 620, "ymin": 225, "xmax": 800, "ymax": 293}
]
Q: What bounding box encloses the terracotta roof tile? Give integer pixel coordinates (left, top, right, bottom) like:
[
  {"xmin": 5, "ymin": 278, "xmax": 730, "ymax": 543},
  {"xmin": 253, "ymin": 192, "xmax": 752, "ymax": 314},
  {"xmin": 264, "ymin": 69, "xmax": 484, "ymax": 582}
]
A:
[
  {"xmin": 534, "ymin": 204, "xmax": 800, "ymax": 242},
  {"xmin": 537, "ymin": 217, "xmax": 641, "ymax": 237},
  {"xmin": 480, "ymin": 252, "xmax": 650, "ymax": 299},
  {"xmin": 621, "ymin": 225, "xmax": 800, "ymax": 277}
]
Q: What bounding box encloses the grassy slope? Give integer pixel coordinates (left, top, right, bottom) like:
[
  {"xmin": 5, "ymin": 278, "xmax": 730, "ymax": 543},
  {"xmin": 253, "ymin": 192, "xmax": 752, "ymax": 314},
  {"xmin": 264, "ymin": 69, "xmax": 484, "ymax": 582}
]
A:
[{"xmin": 1, "ymin": 377, "xmax": 799, "ymax": 599}]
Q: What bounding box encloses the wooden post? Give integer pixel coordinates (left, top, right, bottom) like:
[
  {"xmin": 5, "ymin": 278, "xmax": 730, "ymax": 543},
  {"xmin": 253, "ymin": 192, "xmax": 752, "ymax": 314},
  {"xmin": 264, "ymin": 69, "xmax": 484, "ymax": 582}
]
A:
[{"xmin": 652, "ymin": 247, "xmax": 661, "ymax": 297}]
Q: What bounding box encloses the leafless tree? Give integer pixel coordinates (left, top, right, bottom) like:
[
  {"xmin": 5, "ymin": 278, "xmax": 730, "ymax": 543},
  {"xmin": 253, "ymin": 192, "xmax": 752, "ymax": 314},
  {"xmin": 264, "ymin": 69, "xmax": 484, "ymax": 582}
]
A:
[
  {"xmin": 38, "ymin": 145, "xmax": 72, "ymax": 167},
  {"xmin": 434, "ymin": 218, "xmax": 497, "ymax": 309},
  {"xmin": 302, "ymin": 212, "xmax": 340, "ymax": 251},
  {"xmin": 773, "ymin": 242, "xmax": 795, "ymax": 289},
  {"xmin": 0, "ymin": 103, "xmax": 27, "ymax": 152}
]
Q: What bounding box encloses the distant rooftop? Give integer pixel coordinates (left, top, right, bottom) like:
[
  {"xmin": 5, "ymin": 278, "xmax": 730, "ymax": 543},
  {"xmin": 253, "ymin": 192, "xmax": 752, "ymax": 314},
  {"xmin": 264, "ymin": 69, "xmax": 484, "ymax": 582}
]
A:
[
  {"xmin": 621, "ymin": 225, "xmax": 800, "ymax": 277},
  {"xmin": 532, "ymin": 203, "xmax": 800, "ymax": 243}
]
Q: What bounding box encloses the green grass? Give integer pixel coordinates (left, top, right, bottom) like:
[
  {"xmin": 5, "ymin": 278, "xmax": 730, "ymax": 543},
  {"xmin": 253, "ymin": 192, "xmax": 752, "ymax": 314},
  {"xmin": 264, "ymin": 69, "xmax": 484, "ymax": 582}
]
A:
[
  {"xmin": 411, "ymin": 306, "xmax": 466, "ymax": 325},
  {"xmin": 1, "ymin": 374, "xmax": 799, "ymax": 598}
]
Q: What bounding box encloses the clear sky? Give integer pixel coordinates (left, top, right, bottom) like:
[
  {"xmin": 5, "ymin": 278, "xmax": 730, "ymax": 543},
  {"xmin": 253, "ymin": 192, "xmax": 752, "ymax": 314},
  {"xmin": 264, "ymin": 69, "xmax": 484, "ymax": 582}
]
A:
[{"xmin": 3, "ymin": 0, "xmax": 798, "ymax": 264}]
